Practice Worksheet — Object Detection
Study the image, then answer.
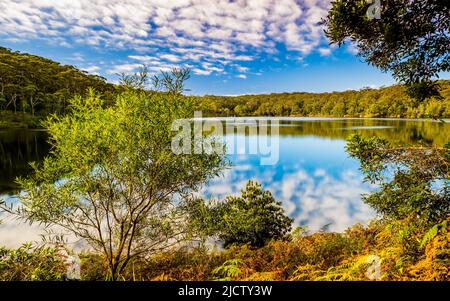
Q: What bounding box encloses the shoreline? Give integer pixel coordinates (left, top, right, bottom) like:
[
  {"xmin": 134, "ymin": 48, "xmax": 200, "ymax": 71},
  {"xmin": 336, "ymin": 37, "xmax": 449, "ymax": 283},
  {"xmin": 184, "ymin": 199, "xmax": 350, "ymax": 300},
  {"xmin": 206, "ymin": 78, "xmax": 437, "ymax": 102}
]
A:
[{"xmin": 2, "ymin": 113, "xmax": 448, "ymax": 130}]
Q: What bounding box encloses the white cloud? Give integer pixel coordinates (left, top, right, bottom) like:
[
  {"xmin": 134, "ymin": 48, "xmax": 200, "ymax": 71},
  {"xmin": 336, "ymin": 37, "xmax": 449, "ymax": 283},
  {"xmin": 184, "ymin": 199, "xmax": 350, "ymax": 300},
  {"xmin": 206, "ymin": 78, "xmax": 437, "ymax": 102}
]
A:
[
  {"xmin": 128, "ymin": 55, "xmax": 158, "ymax": 63},
  {"xmin": 202, "ymin": 162, "xmax": 374, "ymax": 233},
  {"xmin": 0, "ymin": 216, "xmax": 44, "ymax": 248},
  {"xmin": 347, "ymin": 43, "xmax": 359, "ymax": 55},
  {"xmin": 192, "ymin": 68, "xmax": 212, "ymax": 76},
  {"xmin": 318, "ymin": 47, "xmax": 332, "ymax": 56},
  {"xmin": 69, "ymin": 52, "xmax": 85, "ymax": 62},
  {"xmin": 203, "ymin": 164, "xmax": 374, "ymax": 233},
  {"xmin": 236, "ymin": 66, "xmax": 249, "ymax": 73},
  {"xmin": 82, "ymin": 65, "xmax": 100, "ymax": 74},
  {"xmin": 107, "ymin": 63, "xmax": 142, "ymax": 74},
  {"xmin": 0, "ymin": 0, "xmax": 334, "ymax": 76},
  {"xmin": 236, "ymin": 74, "xmax": 247, "ymax": 79},
  {"xmin": 159, "ymin": 53, "xmax": 181, "ymax": 62}
]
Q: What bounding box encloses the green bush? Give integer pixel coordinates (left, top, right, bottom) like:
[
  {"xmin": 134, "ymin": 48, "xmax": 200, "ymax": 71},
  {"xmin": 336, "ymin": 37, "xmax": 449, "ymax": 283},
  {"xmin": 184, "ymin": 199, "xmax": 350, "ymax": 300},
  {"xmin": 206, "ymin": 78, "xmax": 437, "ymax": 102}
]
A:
[
  {"xmin": 0, "ymin": 243, "xmax": 67, "ymax": 281},
  {"xmin": 195, "ymin": 180, "xmax": 293, "ymax": 248},
  {"xmin": 346, "ymin": 134, "xmax": 450, "ymax": 222}
]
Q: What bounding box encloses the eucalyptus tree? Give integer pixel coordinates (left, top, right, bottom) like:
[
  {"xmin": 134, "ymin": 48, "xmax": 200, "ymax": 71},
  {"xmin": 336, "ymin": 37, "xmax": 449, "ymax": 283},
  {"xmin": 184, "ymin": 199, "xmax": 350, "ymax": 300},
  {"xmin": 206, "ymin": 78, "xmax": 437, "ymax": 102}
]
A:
[
  {"xmin": 324, "ymin": 0, "xmax": 450, "ymax": 101},
  {"xmin": 346, "ymin": 134, "xmax": 449, "ymax": 222},
  {"xmin": 2, "ymin": 70, "xmax": 227, "ymax": 280}
]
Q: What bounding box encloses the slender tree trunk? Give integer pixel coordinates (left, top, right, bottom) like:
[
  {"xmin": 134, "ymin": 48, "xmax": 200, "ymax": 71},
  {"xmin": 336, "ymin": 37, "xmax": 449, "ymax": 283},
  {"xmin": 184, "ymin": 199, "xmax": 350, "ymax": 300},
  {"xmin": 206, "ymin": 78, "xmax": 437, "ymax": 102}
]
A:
[
  {"xmin": 30, "ymin": 95, "xmax": 35, "ymax": 116},
  {"xmin": 13, "ymin": 94, "xmax": 16, "ymax": 113}
]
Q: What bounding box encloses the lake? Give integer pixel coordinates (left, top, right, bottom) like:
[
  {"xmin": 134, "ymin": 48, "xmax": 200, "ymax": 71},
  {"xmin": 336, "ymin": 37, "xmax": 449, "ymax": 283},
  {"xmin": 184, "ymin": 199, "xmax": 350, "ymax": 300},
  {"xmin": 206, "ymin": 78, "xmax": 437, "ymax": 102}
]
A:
[{"xmin": 1, "ymin": 118, "xmax": 449, "ymax": 247}]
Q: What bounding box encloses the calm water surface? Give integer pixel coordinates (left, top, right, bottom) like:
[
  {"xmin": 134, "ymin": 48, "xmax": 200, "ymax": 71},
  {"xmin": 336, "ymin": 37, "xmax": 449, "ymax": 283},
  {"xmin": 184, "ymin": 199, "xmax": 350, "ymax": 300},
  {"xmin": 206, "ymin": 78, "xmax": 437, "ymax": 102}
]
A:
[{"xmin": 1, "ymin": 118, "xmax": 449, "ymax": 247}]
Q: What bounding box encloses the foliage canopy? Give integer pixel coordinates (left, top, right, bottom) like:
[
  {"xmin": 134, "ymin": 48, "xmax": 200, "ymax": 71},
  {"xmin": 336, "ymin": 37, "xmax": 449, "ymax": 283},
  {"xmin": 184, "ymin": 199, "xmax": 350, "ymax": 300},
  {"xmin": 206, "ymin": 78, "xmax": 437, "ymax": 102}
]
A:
[
  {"xmin": 346, "ymin": 134, "xmax": 449, "ymax": 222},
  {"xmin": 0, "ymin": 47, "xmax": 116, "ymax": 116},
  {"xmin": 2, "ymin": 84, "xmax": 226, "ymax": 280},
  {"xmin": 324, "ymin": 0, "xmax": 450, "ymax": 101},
  {"xmin": 191, "ymin": 180, "xmax": 293, "ymax": 248}
]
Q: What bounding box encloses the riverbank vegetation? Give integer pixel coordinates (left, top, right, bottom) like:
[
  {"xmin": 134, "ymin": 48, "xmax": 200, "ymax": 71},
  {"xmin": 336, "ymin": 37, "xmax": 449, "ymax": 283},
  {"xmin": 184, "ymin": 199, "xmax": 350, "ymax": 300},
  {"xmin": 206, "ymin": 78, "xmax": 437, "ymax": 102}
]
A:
[
  {"xmin": 1, "ymin": 83, "xmax": 448, "ymax": 280},
  {"xmin": 2, "ymin": 192, "xmax": 448, "ymax": 281},
  {"xmin": 2, "ymin": 215, "xmax": 448, "ymax": 281},
  {"xmin": 1, "ymin": 70, "xmax": 227, "ymax": 280}
]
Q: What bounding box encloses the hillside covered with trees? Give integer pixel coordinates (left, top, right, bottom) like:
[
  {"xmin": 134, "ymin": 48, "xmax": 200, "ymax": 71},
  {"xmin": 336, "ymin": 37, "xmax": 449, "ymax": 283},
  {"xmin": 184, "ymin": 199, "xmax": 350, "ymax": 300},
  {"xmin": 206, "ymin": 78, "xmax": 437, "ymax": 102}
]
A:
[{"xmin": 0, "ymin": 47, "xmax": 117, "ymax": 127}]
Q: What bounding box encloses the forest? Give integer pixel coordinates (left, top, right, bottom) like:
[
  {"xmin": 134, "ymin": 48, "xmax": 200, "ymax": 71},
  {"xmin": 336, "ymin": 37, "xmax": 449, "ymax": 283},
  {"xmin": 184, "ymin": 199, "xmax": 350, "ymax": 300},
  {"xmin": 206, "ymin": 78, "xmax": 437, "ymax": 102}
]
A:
[
  {"xmin": 1, "ymin": 46, "xmax": 449, "ymax": 131},
  {"xmin": 0, "ymin": 47, "xmax": 117, "ymax": 128}
]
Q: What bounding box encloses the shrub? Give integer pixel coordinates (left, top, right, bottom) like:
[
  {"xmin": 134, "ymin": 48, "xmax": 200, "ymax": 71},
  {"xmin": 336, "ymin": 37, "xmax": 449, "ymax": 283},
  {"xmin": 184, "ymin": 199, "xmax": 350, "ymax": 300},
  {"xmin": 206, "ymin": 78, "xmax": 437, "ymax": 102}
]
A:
[
  {"xmin": 196, "ymin": 180, "xmax": 293, "ymax": 248},
  {"xmin": 0, "ymin": 243, "xmax": 67, "ymax": 281},
  {"xmin": 346, "ymin": 134, "xmax": 450, "ymax": 222}
]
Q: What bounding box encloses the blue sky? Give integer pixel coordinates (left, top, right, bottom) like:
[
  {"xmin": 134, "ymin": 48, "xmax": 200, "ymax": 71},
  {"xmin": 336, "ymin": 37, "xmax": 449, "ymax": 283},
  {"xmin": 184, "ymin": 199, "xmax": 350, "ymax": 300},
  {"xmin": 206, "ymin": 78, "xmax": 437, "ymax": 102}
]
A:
[{"xmin": 0, "ymin": 0, "xmax": 416, "ymax": 95}]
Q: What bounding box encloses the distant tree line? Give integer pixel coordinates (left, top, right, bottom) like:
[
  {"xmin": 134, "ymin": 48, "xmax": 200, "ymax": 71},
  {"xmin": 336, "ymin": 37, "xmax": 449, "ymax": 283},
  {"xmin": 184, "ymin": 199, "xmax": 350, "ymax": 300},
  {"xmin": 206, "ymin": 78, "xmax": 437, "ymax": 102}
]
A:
[{"xmin": 196, "ymin": 81, "xmax": 450, "ymax": 119}]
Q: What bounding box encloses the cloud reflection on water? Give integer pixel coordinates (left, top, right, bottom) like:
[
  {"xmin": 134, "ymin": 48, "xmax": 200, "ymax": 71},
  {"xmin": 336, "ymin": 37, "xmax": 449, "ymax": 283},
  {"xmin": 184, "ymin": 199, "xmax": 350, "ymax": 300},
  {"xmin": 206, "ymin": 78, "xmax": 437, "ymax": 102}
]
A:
[
  {"xmin": 1, "ymin": 135, "xmax": 376, "ymax": 248},
  {"xmin": 202, "ymin": 136, "xmax": 375, "ymax": 232}
]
